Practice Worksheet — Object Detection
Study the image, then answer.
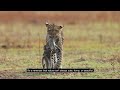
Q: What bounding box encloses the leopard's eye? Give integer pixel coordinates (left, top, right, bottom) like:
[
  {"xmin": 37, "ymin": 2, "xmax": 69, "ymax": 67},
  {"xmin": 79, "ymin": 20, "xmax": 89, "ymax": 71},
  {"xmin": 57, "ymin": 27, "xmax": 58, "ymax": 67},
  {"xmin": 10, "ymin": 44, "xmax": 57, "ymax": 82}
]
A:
[{"xmin": 55, "ymin": 30, "xmax": 59, "ymax": 32}]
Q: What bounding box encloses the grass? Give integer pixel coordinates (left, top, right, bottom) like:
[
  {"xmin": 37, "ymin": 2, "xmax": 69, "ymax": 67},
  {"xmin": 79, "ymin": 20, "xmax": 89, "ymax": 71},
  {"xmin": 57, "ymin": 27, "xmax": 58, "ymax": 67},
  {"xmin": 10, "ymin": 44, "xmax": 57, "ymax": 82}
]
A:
[{"xmin": 0, "ymin": 21, "xmax": 120, "ymax": 79}]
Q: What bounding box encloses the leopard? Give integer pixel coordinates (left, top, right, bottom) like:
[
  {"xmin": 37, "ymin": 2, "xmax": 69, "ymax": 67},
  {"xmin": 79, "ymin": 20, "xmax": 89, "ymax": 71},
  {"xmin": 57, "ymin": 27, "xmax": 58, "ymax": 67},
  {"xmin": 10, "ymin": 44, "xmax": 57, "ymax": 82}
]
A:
[{"xmin": 42, "ymin": 22, "xmax": 64, "ymax": 69}]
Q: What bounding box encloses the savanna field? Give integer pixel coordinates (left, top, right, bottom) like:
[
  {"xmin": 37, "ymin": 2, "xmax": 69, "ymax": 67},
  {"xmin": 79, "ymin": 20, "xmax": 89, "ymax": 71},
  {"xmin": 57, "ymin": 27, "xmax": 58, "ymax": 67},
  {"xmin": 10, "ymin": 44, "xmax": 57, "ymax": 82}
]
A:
[{"xmin": 0, "ymin": 11, "xmax": 120, "ymax": 79}]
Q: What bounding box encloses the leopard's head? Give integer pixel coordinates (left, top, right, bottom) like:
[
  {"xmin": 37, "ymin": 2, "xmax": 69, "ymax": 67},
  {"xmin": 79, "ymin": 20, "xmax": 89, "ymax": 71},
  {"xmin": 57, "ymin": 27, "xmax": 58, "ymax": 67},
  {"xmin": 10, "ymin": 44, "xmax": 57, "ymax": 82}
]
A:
[{"xmin": 45, "ymin": 22, "xmax": 63, "ymax": 37}]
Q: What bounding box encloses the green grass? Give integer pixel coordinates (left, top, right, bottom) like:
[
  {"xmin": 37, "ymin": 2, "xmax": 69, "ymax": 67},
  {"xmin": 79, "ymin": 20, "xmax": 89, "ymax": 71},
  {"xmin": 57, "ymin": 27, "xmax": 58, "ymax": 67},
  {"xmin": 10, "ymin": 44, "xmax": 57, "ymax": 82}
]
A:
[{"xmin": 0, "ymin": 22, "xmax": 120, "ymax": 79}]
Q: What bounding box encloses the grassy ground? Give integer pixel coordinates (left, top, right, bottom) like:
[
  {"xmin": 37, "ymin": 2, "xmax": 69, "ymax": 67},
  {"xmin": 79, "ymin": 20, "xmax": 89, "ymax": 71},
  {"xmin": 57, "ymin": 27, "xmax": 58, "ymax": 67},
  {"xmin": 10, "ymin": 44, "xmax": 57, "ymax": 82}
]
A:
[{"xmin": 0, "ymin": 21, "xmax": 120, "ymax": 79}]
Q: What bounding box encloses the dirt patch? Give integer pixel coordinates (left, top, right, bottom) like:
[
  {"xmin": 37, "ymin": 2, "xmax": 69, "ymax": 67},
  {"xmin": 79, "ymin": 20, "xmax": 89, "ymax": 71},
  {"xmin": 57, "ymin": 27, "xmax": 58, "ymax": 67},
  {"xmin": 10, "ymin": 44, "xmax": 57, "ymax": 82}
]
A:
[
  {"xmin": 0, "ymin": 71, "xmax": 19, "ymax": 79},
  {"xmin": 0, "ymin": 70, "xmax": 49, "ymax": 79}
]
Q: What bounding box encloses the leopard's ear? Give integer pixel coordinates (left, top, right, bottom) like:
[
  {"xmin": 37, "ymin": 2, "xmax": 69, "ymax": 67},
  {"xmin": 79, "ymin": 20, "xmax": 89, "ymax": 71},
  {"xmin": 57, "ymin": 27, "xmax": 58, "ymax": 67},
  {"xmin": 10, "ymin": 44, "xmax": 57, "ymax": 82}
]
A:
[
  {"xmin": 45, "ymin": 22, "xmax": 49, "ymax": 27},
  {"xmin": 58, "ymin": 25, "xmax": 64, "ymax": 29}
]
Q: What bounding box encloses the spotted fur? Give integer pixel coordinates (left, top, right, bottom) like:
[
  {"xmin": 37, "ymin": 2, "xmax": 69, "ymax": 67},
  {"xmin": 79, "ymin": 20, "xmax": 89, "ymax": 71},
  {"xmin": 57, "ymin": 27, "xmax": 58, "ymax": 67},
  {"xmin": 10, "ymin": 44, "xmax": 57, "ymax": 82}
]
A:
[{"xmin": 42, "ymin": 22, "xmax": 64, "ymax": 69}]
